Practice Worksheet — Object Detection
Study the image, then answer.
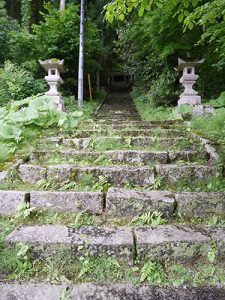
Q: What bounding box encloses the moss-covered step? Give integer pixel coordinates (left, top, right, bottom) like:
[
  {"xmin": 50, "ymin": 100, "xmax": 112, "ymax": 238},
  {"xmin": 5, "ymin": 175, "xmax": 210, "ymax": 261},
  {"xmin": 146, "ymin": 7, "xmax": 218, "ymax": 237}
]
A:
[
  {"xmin": 155, "ymin": 164, "xmax": 216, "ymax": 184},
  {"xmin": 6, "ymin": 225, "xmax": 134, "ymax": 261},
  {"xmin": 31, "ymin": 149, "xmax": 169, "ymax": 164},
  {"xmin": 6, "ymin": 225, "xmax": 225, "ymax": 263},
  {"xmin": 30, "ymin": 149, "xmax": 203, "ymax": 165},
  {"xmin": 81, "ymin": 123, "xmax": 183, "ymax": 131},
  {"xmin": 106, "ymin": 188, "xmax": 175, "ymax": 218},
  {"xmin": 42, "ymin": 136, "xmax": 197, "ymax": 152},
  {"xmin": 18, "ymin": 164, "xmax": 155, "ymax": 186},
  {"xmin": 60, "ymin": 129, "xmax": 187, "ymax": 138},
  {"xmin": 94, "ymin": 119, "xmax": 182, "ymax": 126},
  {"xmin": 30, "ymin": 191, "xmax": 104, "ymax": 214},
  {"xmin": 1, "ymin": 283, "xmax": 225, "ymax": 300},
  {"xmin": 134, "ymin": 225, "xmax": 221, "ymax": 262},
  {"xmin": 176, "ymin": 192, "xmax": 225, "ymax": 218}
]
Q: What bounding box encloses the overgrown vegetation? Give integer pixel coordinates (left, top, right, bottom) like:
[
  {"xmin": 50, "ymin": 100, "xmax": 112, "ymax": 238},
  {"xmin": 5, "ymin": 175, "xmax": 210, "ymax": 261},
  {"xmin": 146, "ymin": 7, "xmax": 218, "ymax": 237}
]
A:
[{"xmin": 0, "ymin": 95, "xmax": 82, "ymax": 164}]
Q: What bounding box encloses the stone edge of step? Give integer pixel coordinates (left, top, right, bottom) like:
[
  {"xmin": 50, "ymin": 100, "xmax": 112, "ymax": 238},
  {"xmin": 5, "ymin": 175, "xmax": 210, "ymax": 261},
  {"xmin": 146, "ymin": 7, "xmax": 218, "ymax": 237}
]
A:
[{"xmin": 1, "ymin": 282, "xmax": 225, "ymax": 300}]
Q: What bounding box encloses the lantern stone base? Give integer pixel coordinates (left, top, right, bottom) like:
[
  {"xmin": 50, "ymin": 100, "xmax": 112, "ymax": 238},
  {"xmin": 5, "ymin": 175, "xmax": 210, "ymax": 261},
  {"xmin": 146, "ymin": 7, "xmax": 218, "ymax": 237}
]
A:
[
  {"xmin": 45, "ymin": 94, "xmax": 65, "ymax": 111},
  {"xmin": 178, "ymin": 95, "xmax": 201, "ymax": 106}
]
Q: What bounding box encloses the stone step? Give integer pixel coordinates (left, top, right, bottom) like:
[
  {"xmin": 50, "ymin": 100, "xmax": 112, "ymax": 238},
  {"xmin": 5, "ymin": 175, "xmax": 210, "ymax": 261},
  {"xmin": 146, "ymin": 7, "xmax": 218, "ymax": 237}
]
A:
[
  {"xmin": 155, "ymin": 164, "xmax": 216, "ymax": 184},
  {"xmin": 176, "ymin": 192, "xmax": 225, "ymax": 218},
  {"xmin": 1, "ymin": 189, "xmax": 225, "ymax": 218},
  {"xmin": 94, "ymin": 119, "xmax": 182, "ymax": 126},
  {"xmin": 43, "ymin": 136, "xmax": 194, "ymax": 151},
  {"xmin": 30, "ymin": 191, "xmax": 103, "ymax": 214},
  {"xmin": 1, "ymin": 283, "xmax": 225, "ymax": 300},
  {"xmin": 18, "ymin": 163, "xmax": 214, "ymax": 186},
  {"xmin": 82, "ymin": 123, "xmax": 183, "ymax": 131},
  {"xmin": 6, "ymin": 225, "xmax": 134, "ymax": 261},
  {"xmin": 0, "ymin": 191, "xmax": 29, "ymax": 216},
  {"xmin": 106, "ymin": 188, "xmax": 175, "ymax": 218},
  {"xmin": 60, "ymin": 129, "xmax": 187, "ymax": 138},
  {"xmin": 5, "ymin": 225, "xmax": 225, "ymax": 262},
  {"xmin": 30, "ymin": 149, "xmax": 201, "ymax": 165},
  {"xmin": 18, "ymin": 164, "xmax": 155, "ymax": 185}
]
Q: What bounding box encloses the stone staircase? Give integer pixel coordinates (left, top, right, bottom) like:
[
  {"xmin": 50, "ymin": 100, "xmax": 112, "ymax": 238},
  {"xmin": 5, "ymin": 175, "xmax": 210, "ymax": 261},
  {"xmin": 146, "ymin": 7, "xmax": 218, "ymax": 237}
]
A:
[{"xmin": 0, "ymin": 92, "xmax": 225, "ymax": 299}]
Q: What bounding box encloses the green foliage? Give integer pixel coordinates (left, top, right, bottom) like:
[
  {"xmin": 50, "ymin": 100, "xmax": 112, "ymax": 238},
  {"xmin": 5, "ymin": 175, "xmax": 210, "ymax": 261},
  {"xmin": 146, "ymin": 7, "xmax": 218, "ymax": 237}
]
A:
[
  {"xmin": 0, "ymin": 0, "xmax": 16, "ymax": 64},
  {"xmin": 132, "ymin": 89, "xmax": 174, "ymax": 120},
  {"xmin": 207, "ymin": 243, "xmax": 217, "ymax": 263},
  {"xmin": 21, "ymin": 0, "xmax": 31, "ymax": 30},
  {"xmin": 105, "ymin": 0, "xmax": 201, "ymax": 24},
  {"xmin": 0, "ymin": 94, "xmax": 81, "ymax": 163},
  {"xmin": 0, "ymin": 61, "xmax": 46, "ymax": 105},
  {"xmin": 131, "ymin": 211, "xmax": 167, "ymax": 226},
  {"xmin": 16, "ymin": 202, "xmax": 36, "ymax": 220},
  {"xmin": 191, "ymin": 107, "xmax": 225, "ymax": 145},
  {"xmin": 204, "ymin": 92, "xmax": 225, "ymax": 108},
  {"xmin": 140, "ymin": 261, "xmax": 165, "ymax": 284}
]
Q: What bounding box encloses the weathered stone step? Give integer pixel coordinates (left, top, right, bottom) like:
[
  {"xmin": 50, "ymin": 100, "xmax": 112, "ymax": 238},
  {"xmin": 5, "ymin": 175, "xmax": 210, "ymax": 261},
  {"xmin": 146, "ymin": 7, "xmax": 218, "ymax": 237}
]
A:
[
  {"xmin": 30, "ymin": 191, "xmax": 103, "ymax": 214},
  {"xmin": 176, "ymin": 192, "xmax": 225, "ymax": 218},
  {"xmin": 156, "ymin": 164, "xmax": 216, "ymax": 184},
  {"xmin": 106, "ymin": 188, "xmax": 175, "ymax": 218},
  {"xmin": 6, "ymin": 225, "xmax": 134, "ymax": 261},
  {"xmin": 43, "ymin": 136, "xmax": 194, "ymax": 151},
  {"xmin": 82, "ymin": 125, "xmax": 176, "ymax": 131},
  {"xmin": 6, "ymin": 225, "xmax": 225, "ymax": 262},
  {"xmin": 95, "ymin": 119, "xmax": 182, "ymax": 126},
  {"xmin": 1, "ymin": 283, "xmax": 225, "ymax": 300},
  {"xmin": 18, "ymin": 163, "xmax": 214, "ymax": 186},
  {"xmin": 0, "ymin": 191, "xmax": 29, "ymax": 216},
  {"xmin": 18, "ymin": 164, "xmax": 155, "ymax": 185},
  {"xmin": 82, "ymin": 123, "xmax": 183, "ymax": 131},
  {"xmin": 30, "ymin": 149, "xmax": 200, "ymax": 165},
  {"xmin": 60, "ymin": 129, "xmax": 187, "ymax": 138},
  {"xmin": 1, "ymin": 189, "xmax": 225, "ymax": 218}
]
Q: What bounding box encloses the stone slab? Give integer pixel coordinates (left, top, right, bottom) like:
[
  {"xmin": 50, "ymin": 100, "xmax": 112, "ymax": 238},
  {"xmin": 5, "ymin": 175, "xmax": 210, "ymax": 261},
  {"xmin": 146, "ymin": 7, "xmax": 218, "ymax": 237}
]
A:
[
  {"xmin": 19, "ymin": 165, "xmax": 47, "ymax": 183},
  {"xmin": 1, "ymin": 283, "xmax": 225, "ymax": 300},
  {"xmin": 56, "ymin": 137, "xmax": 191, "ymax": 150},
  {"xmin": 47, "ymin": 165, "xmax": 154, "ymax": 186},
  {"xmin": 71, "ymin": 284, "xmax": 225, "ymax": 300},
  {"xmin": 155, "ymin": 164, "xmax": 216, "ymax": 184},
  {"xmin": 32, "ymin": 149, "xmax": 168, "ymax": 164},
  {"xmin": 69, "ymin": 226, "xmax": 133, "ymax": 261},
  {"xmin": 0, "ymin": 190, "xmax": 29, "ymax": 216},
  {"xmin": 168, "ymin": 150, "xmax": 200, "ymax": 162},
  {"xmin": 30, "ymin": 191, "xmax": 103, "ymax": 213},
  {"xmin": 176, "ymin": 192, "xmax": 225, "ymax": 217},
  {"xmin": 65, "ymin": 129, "xmax": 186, "ymax": 138},
  {"xmin": 106, "ymin": 188, "xmax": 175, "ymax": 218},
  {"xmin": 6, "ymin": 225, "xmax": 71, "ymax": 244},
  {"xmin": 6, "ymin": 225, "xmax": 133, "ymax": 261},
  {"xmin": 0, "ymin": 283, "xmax": 66, "ymax": 300},
  {"xmin": 135, "ymin": 225, "xmax": 210, "ymax": 261}
]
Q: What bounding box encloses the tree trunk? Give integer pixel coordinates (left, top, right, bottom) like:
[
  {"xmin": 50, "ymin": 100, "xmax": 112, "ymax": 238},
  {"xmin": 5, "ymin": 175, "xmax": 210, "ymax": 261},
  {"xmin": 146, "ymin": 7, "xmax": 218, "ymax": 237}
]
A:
[{"xmin": 60, "ymin": 0, "xmax": 65, "ymax": 11}]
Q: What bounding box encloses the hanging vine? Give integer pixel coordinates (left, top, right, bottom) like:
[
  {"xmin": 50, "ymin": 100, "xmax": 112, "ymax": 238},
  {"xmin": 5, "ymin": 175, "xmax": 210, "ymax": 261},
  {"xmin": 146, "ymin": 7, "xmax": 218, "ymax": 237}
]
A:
[{"xmin": 21, "ymin": 0, "xmax": 31, "ymax": 30}]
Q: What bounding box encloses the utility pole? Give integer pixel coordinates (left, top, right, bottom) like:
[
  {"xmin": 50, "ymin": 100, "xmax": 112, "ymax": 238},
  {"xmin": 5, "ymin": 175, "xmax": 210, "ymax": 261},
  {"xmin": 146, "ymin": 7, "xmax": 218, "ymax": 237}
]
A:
[{"xmin": 78, "ymin": 0, "xmax": 85, "ymax": 107}]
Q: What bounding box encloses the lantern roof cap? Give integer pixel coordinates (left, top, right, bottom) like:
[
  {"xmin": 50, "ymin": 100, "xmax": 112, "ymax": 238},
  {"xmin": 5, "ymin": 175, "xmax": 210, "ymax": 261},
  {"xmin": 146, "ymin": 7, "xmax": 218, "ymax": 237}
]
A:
[
  {"xmin": 178, "ymin": 58, "xmax": 205, "ymax": 70},
  {"xmin": 39, "ymin": 58, "xmax": 65, "ymax": 72}
]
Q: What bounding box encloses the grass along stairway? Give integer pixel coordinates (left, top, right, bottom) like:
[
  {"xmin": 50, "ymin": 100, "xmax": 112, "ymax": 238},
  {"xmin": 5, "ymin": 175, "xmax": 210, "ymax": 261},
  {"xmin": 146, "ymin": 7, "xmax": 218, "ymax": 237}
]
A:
[{"xmin": 0, "ymin": 92, "xmax": 225, "ymax": 299}]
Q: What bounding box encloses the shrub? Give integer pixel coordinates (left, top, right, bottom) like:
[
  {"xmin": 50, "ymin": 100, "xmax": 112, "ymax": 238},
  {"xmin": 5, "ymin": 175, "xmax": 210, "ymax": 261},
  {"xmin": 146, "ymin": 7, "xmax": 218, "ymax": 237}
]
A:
[
  {"xmin": 0, "ymin": 61, "xmax": 46, "ymax": 106},
  {"xmin": 148, "ymin": 69, "xmax": 178, "ymax": 106}
]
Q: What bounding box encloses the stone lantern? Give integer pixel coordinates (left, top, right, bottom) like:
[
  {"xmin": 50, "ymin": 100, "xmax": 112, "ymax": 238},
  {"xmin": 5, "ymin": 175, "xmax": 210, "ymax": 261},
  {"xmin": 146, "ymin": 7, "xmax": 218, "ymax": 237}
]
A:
[
  {"xmin": 178, "ymin": 58, "xmax": 205, "ymax": 106},
  {"xmin": 39, "ymin": 58, "xmax": 65, "ymax": 111}
]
